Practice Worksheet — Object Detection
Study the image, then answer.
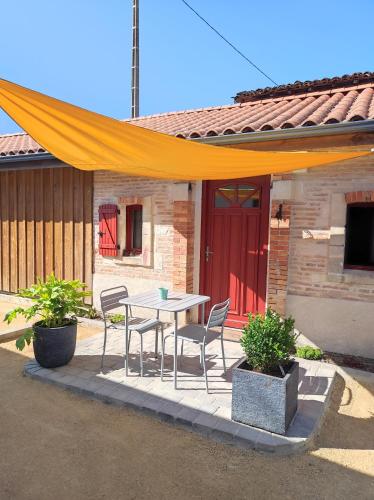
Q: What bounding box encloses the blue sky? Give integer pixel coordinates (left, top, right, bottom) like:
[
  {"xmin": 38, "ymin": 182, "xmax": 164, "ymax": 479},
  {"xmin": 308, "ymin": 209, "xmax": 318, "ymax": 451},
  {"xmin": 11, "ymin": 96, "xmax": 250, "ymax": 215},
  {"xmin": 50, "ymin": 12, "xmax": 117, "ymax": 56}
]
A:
[{"xmin": 1, "ymin": 0, "xmax": 373, "ymax": 134}]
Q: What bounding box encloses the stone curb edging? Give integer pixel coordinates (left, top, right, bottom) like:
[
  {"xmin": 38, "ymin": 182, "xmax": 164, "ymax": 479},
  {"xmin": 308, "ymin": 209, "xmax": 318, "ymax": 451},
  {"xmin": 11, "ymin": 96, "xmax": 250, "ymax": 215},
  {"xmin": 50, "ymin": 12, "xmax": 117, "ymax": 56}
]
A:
[
  {"xmin": 23, "ymin": 360, "xmax": 337, "ymax": 455},
  {"xmin": 77, "ymin": 316, "xmax": 105, "ymax": 329},
  {"xmin": 0, "ymin": 326, "xmax": 32, "ymax": 343}
]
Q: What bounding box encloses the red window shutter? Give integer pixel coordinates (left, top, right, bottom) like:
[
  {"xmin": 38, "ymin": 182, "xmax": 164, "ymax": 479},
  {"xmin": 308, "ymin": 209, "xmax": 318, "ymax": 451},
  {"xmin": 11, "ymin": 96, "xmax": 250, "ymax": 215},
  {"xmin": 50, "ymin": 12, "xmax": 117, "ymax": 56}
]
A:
[{"xmin": 99, "ymin": 204, "xmax": 119, "ymax": 256}]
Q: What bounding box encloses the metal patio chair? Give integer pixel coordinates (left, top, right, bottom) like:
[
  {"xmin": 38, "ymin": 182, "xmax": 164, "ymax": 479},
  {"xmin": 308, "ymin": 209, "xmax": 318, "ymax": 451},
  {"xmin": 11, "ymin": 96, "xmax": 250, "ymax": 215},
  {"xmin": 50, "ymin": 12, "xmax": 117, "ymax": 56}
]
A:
[
  {"xmin": 100, "ymin": 286, "xmax": 163, "ymax": 376},
  {"xmin": 160, "ymin": 298, "xmax": 230, "ymax": 393}
]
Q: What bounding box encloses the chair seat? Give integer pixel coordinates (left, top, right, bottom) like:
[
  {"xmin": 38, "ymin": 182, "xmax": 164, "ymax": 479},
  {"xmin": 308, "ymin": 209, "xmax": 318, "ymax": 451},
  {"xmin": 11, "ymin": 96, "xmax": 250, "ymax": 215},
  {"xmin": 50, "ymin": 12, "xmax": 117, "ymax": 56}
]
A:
[
  {"xmin": 110, "ymin": 317, "xmax": 161, "ymax": 334},
  {"xmin": 165, "ymin": 324, "xmax": 221, "ymax": 344}
]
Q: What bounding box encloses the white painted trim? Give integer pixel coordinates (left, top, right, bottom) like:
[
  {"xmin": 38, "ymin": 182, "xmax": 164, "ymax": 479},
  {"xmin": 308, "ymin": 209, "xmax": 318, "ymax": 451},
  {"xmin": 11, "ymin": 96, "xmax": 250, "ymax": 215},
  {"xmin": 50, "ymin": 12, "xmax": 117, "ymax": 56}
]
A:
[{"xmin": 192, "ymin": 181, "xmax": 202, "ymax": 322}]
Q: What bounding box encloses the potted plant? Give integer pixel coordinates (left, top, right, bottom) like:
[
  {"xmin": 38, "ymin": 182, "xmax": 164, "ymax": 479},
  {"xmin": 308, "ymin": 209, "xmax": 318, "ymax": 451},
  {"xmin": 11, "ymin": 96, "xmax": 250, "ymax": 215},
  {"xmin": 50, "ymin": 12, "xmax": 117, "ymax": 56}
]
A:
[
  {"xmin": 231, "ymin": 308, "xmax": 298, "ymax": 435},
  {"xmin": 5, "ymin": 274, "xmax": 91, "ymax": 368}
]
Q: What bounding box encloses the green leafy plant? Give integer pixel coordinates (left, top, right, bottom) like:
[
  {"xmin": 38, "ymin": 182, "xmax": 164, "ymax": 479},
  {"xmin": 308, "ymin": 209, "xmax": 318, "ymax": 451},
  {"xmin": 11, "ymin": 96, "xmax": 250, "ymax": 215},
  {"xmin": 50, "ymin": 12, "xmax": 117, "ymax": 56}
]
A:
[
  {"xmin": 109, "ymin": 313, "xmax": 125, "ymax": 324},
  {"xmin": 4, "ymin": 274, "xmax": 91, "ymax": 351},
  {"xmin": 296, "ymin": 345, "xmax": 323, "ymax": 360},
  {"xmin": 241, "ymin": 308, "xmax": 297, "ymax": 374},
  {"xmin": 79, "ymin": 305, "xmax": 101, "ymax": 320}
]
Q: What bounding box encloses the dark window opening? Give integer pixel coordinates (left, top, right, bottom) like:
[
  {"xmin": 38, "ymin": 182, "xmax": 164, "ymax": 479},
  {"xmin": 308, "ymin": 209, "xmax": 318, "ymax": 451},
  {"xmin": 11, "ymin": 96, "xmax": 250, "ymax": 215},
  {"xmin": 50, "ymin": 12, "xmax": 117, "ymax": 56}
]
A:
[
  {"xmin": 125, "ymin": 204, "xmax": 142, "ymax": 255},
  {"xmin": 344, "ymin": 203, "xmax": 374, "ymax": 270}
]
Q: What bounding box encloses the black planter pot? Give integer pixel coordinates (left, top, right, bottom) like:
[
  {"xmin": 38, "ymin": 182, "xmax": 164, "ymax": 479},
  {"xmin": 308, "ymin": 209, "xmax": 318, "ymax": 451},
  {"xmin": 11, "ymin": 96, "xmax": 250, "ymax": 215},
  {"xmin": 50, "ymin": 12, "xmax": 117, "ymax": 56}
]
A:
[{"xmin": 33, "ymin": 320, "xmax": 77, "ymax": 368}]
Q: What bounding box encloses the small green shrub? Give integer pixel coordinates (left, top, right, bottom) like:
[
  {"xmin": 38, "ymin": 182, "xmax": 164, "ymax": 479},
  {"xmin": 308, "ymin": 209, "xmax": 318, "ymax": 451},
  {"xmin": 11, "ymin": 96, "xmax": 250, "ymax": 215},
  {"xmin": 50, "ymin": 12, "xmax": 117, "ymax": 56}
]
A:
[
  {"xmin": 296, "ymin": 345, "xmax": 323, "ymax": 360},
  {"xmin": 109, "ymin": 313, "xmax": 125, "ymax": 324},
  {"xmin": 79, "ymin": 305, "xmax": 101, "ymax": 320},
  {"xmin": 4, "ymin": 273, "xmax": 91, "ymax": 351},
  {"xmin": 241, "ymin": 308, "xmax": 297, "ymax": 373}
]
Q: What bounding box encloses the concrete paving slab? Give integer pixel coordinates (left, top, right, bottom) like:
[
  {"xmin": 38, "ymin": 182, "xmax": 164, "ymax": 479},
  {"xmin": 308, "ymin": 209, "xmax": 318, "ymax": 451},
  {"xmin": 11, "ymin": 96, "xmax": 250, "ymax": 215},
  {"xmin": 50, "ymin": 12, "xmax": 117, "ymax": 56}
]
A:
[{"xmin": 24, "ymin": 328, "xmax": 337, "ymax": 454}]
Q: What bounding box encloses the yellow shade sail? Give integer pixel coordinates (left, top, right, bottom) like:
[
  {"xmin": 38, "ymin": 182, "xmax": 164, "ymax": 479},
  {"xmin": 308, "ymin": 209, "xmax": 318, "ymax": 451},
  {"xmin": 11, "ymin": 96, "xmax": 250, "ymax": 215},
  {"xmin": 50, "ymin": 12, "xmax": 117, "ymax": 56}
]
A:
[{"xmin": 0, "ymin": 79, "xmax": 371, "ymax": 180}]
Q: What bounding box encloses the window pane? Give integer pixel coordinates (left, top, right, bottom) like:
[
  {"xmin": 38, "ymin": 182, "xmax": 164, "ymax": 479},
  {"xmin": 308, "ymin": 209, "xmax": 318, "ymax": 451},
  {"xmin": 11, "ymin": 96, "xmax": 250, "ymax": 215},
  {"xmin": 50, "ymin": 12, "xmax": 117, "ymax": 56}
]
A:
[
  {"xmin": 132, "ymin": 207, "xmax": 142, "ymax": 249},
  {"xmin": 238, "ymin": 184, "xmax": 260, "ymax": 207},
  {"xmin": 242, "ymin": 196, "xmax": 260, "ymax": 208},
  {"xmin": 215, "ymin": 185, "xmax": 236, "ymax": 207},
  {"xmin": 345, "ymin": 205, "xmax": 374, "ymax": 267},
  {"xmin": 215, "ymin": 191, "xmax": 231, "ymax": 208}
]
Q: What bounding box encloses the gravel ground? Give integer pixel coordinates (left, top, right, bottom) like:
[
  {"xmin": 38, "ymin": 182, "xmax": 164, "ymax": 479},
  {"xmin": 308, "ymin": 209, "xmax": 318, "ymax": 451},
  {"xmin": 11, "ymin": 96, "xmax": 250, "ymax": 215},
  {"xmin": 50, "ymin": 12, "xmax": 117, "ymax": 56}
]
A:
[{"xmin": 0, "ymin": 325, "xmax": 373, "ymax": 500}]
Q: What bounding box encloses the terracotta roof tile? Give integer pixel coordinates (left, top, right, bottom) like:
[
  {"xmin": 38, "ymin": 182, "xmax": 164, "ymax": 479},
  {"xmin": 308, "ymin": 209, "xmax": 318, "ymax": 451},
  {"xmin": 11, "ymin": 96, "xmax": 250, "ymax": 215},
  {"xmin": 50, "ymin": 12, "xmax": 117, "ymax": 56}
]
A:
[
  {"xmin": 323, "ymin": 90, "xmax": 358, "ymax": 124},
  {"xmin": 346, "ymin": 87, "xmax": 374, "ymax": 121},
  {"xmin": 1, "ymin": 72, "xmax": 374, "ymax": 158},
  {"xmin": 302, "ymin": 92, "xmax": 343, "ymax": 126},
  {"xmin": 0, "ymin": 132, "xmax": 45, "ymax": 157}
]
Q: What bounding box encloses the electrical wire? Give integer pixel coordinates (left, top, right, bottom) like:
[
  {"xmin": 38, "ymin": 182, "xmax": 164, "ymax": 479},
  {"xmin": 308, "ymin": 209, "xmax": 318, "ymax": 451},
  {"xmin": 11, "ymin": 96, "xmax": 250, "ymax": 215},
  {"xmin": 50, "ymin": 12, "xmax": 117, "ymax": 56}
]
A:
[{"xmin": 180, "ymin": 0, "xmax": 278, "ymax": 86}]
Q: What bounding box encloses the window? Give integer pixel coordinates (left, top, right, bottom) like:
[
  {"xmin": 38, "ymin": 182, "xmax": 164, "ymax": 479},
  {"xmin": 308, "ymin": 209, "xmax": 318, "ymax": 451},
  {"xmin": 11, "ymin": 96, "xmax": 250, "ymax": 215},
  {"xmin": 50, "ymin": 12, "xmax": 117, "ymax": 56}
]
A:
[
  {"xmin": 344, "ymin": 203, "xmax": 374, "ymax": 270},
  {"xmin": 214, "ymin": 183, "xmax": 260, "ymax": 208},
  {"xmin": 125, "ymin": 204, "xmax": 142, "ymax": 255}
]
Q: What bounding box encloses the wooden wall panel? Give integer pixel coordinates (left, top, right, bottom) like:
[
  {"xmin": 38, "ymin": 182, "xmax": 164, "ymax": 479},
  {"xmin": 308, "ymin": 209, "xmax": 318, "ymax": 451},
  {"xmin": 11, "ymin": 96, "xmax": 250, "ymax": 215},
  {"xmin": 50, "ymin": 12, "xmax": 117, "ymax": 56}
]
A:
[
  {"xmin": 35, "ymin": 169, "xmax": 44, "ymax": 281},
  {"xmin": 9, "ymin": 171, "xmax": 18, "ymax": 292},
  {"xmin": 73, "ymin": 170, "xmax": 84, "ymax": 282},
  {"xmin": 17, "ymin": 170, "xmax": 27, "ymax": 290},
  {"xmin": 25, "ymin": 170, "xmax": 35, "ymax": 287},
  {"xmin": 63, "ymin": 168, "xmax": 74, "ymax": 281},
  {"xmin": 0, "ymin": 167, "xmax": 93, "ymax": 294}
]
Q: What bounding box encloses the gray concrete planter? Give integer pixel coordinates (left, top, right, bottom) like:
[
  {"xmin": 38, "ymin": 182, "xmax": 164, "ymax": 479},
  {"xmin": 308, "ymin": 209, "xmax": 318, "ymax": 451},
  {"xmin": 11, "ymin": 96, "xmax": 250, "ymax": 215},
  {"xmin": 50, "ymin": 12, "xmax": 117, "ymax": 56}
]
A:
[{"xmin": 231, "ymin": 359, "xmax": 299, "ymax": 435}]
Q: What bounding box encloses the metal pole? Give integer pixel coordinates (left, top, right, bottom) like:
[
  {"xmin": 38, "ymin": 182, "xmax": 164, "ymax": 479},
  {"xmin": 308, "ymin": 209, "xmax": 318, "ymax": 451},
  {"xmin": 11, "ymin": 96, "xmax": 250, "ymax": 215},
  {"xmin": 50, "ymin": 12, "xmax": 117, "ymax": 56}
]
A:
[{"xmin": 131, "ymin": 0, "xmax": 139, "ymax": 118}]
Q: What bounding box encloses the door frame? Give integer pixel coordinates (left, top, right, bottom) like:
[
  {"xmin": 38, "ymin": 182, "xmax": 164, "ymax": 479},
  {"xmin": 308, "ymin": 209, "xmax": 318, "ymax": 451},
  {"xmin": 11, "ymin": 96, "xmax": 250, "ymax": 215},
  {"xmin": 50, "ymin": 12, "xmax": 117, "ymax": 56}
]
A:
[{"xmin": 199, "ymin": 176, "xmax": 271, "ymax": 326}]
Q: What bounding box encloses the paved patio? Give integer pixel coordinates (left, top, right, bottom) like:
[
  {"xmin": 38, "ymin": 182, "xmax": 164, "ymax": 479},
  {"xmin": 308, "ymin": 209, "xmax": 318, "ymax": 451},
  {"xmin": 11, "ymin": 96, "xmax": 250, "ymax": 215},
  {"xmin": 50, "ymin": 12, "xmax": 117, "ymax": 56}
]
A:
[{"xmin": 24, "ymin": 325, "xmax": 336, "ymax": 453}]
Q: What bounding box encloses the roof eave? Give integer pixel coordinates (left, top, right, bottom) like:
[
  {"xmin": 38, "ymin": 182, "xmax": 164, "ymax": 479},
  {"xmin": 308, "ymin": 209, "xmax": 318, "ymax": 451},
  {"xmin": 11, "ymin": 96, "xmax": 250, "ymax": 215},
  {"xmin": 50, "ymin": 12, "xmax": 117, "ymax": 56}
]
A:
[
  {"xmin": 0, "ymin": 152, "xmax": 54, "ymax": 164},
  {"xmin": 1, "ymin": 120, "xmax": 374, "ymax": 165},
  {"xmin": 193, "ymin": 120, "xmax": 374, "ymax": 145}
]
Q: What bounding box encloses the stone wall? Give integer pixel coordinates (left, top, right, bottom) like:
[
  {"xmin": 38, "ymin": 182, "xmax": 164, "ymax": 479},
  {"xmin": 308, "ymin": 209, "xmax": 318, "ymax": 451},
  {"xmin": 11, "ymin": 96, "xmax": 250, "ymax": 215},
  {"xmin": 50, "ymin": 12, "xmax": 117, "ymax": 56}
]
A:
[
  {"xmin": 277, "ymin": 155, "xmax": 374, "ymax": 357},
  {"xmin": 286, "ymin": 156, "xmax": 374, "ymax": 302},
  {"xmin": 92, "ymin": 157, "xmax": 374, "ymax": 358},
  {"xmin": 92, "ymin": 171, "xmax": 194, "ymax": 315},
  {"xmin": 267, "ymin": 200, "xmax": 291, "ymax": 316}
]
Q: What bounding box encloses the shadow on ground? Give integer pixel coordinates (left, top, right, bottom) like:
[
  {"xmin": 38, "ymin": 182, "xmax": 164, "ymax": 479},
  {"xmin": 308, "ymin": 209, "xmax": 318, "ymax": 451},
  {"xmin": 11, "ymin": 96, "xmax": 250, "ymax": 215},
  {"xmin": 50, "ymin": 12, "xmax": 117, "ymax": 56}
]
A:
[{"xmin": 1, "ymin": 343, "xmax": 374, "ymax": 499}]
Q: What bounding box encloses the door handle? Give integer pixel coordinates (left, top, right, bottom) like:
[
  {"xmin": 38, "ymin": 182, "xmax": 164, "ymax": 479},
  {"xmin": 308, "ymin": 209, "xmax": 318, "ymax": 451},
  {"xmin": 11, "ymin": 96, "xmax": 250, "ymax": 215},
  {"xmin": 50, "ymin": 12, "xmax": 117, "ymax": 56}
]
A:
[
  {"xmin": 205, "ymin": 245, "xmax": 213, "ymax": 262},
  {"xmin": 98, "ymin": 231, "xmax": 105, "ymax": 237}
]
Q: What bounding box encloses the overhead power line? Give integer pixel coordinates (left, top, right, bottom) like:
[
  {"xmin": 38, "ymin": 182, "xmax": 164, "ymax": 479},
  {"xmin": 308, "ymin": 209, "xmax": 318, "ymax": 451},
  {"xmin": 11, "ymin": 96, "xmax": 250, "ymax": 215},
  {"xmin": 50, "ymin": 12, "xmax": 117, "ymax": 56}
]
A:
[{"xmin": 180, "ymin": 0, "xmax": 278, "ymax": 86}]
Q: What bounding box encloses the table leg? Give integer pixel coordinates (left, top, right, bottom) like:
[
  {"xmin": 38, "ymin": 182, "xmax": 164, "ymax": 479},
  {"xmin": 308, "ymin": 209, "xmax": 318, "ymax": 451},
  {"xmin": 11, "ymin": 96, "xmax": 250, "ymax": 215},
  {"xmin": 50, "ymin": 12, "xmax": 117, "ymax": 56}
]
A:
[
  {"xmin": 125, "ymin": 304, "xmax": 129, "ymax": 377},
  {"xmin": 174, "ymin": 311, "xmax": 178, "ymax": 389},
  {"xmin": 154, "ymin": 309, "xmax": 160, "ymax": 359},
  {"xmin": 201, "ymin": 302, "xmax": 205, "ymax": 327}
]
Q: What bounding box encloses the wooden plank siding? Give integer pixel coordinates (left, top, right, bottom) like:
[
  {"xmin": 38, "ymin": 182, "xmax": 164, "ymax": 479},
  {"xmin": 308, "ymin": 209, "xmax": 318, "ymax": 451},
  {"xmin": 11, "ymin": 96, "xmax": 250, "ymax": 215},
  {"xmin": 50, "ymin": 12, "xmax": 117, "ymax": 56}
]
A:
[{"xmin": 0, "ymin": 167, "xmax": 93, "ymax": 294}]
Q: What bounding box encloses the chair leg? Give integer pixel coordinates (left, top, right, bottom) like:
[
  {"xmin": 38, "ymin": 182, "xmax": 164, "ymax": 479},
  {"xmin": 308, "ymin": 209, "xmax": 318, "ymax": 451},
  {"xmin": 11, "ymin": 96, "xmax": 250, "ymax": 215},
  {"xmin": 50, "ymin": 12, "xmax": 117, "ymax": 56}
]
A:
[
  {"xmin": 181, "ymin": 339, "xmax": 184, "ymax": 357},
  {"xmin": 154, "ymin": 327, "xmax": 159, "ymax": 359},
  {"xmin": 199, "ymin": 344, "xmax": 203, "ymax": 368},
  {"xmin": 140, "ymin": 334, "xmax": 144, "ymax": 377},
  {"xmin": 202, "ymin": 342, "xmax": 209, "ymax": 393},
  {"xmin": 220, "ymin": 332, "xmax": 226, "ymax": 373},
  {"xmin": 101, "ymin": 325, "xmax": 107, "ymax": 370}
]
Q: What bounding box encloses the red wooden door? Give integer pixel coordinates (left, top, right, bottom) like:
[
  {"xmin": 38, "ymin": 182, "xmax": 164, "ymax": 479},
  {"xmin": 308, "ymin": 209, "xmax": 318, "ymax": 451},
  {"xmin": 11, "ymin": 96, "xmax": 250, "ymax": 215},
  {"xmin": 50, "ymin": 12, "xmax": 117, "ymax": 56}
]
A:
[{"xmin": 200, "ymin": 176, "xmax": 270, "ymax": 328}]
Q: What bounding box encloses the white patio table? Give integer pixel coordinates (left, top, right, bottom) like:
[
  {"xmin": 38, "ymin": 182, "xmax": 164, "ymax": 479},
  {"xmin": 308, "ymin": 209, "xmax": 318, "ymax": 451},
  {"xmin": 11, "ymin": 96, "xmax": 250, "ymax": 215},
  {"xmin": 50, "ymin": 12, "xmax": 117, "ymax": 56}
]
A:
[{"xmin": 119, "ymin": 290, "xmax": 210, "ymax": 389}]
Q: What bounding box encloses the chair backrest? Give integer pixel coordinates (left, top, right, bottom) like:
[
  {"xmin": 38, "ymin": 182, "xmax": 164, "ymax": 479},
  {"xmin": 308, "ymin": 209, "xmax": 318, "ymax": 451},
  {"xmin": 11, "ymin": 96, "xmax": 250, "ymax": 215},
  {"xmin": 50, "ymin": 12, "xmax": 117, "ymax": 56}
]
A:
[
  {"xmin": 206, "ymin": 298, "xmax": 230, "ymax": 329},
  {"xmin": 100, "ymin": 286, "xmax": 129, "ymax": 318}
]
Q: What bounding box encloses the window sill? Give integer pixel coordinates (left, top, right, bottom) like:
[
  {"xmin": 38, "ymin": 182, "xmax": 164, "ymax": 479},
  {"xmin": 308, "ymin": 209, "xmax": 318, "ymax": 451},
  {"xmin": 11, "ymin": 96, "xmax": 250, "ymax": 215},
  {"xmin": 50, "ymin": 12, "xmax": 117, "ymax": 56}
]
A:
[
  {"xmin": 114, "ymin": 253, "xmax": 151, "ymax": 268},
  {"xmin": 344, "ymin": 265, "xmax": 374, "ymax": 272},
  {"xmin": 327, "ymin": 269, "xmax": 374, "ymax": 285}
]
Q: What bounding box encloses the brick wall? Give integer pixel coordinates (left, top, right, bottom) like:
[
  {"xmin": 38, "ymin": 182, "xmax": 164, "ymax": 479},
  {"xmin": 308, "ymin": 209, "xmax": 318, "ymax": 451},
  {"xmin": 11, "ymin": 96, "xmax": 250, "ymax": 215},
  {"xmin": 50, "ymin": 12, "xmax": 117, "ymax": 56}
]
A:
[
  {"xmin": 286, "ymin": 156, "xmax": 374, "ymax": 303},
  {"xmin": 267, "ymin": 200, "xmax": 291, "ymax": 315},
  {"xmin": 92, "ymin": 171, "xmax": 194, "ymax": 307},
  {"xmin": 172, "ymin": 201, "xmax": 195, "ymax": 292},
  {"xmin": 93, "ymin": 156, "xmax": 374, "ymax": 326}
]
